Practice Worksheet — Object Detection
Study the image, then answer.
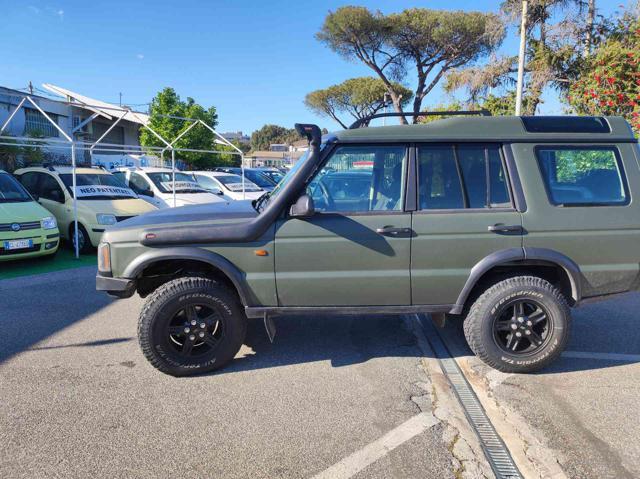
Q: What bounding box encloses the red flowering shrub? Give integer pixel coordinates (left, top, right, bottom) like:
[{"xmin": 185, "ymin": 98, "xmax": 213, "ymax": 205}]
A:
[{"xmin": 569, "ymin": 19, "xmax": 640, "ymax": 135}]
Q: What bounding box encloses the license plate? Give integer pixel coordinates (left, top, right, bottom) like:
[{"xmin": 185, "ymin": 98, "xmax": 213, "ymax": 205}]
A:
[{"xmin": 3, "ymin": 239, "xmax": 33, "ymax": 250}]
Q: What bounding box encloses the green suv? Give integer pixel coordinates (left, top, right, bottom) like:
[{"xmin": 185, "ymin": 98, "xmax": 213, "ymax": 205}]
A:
[{"xmin": 96, "ymin": 115, "xmax": 640, "ymax": 376}]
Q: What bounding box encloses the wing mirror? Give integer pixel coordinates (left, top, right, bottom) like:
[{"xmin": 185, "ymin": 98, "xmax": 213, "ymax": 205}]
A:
[{"xmin": 289, "ymin": 194, "xmax": 315, "ymax": 218}]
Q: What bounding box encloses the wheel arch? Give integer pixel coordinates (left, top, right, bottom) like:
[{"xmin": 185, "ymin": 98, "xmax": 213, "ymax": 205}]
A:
[
  {"xmin": 452, "ymin": 247, "xmax": 583, "ymax": 314},
  {"xmin": 123, "ymin": 247, "xmax": 255, "ymax": 306}
]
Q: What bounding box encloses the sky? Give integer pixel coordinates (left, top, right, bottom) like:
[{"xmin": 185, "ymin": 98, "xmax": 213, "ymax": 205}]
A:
[{"xmin": 0, "ymin": 0, "xmax": 628, "ymax": 134}]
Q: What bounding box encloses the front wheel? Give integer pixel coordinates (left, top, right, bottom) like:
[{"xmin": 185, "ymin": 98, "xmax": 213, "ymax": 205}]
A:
[
  {"xmin": 138, "ymin": 277, "xmax": 247, "ymax": 377},
  {"xmin": 463, "ymin": 276, "xmax": 571, "ymax": 373}
]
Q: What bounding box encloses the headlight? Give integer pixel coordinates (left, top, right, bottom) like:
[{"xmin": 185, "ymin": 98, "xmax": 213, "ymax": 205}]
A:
[
  {"xmin": 97, "ymin": 242, "xmax": 111, "ymax": 273},
  {"xmin": 96, "ymin": 214, "xmax": 117, "ymax": 225},
  {"xmin": 41, "ymin": 216, "xmax": 57, "ymax": 230}
]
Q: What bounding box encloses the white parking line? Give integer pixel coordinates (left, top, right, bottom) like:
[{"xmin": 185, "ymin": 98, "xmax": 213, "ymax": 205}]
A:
[
  {"xmin": 562, "ymin": 350, "xmax": 640, "ymax": 362},
  {"xmin": 311, "ymin": 412, "xmax": 439, "ymax": 479}
]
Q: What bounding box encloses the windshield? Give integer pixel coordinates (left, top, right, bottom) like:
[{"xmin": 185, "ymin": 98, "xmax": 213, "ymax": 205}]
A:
[
  {"xmin": 245, "ymin": 170, "xmax": 276, "ymax": 188},
  {"xmin": 59, "ymin": 173, "xmax": 137, "ymax": 200},
  {"xmin": 261, "ymin": 170, "xmax": 284, "ymax": 183},
  {"xmin": 255, "ymin": 148, "xmax": 317, "ymax": 212},
  {"xmin": 147, "ymin": 172, "xmax": 207, "ymax": 194},
  {"xmin": 216, "ymin": 175, "xmax": 262, "ymax": 192},
  {"xmin": 0, "ymin": 173, "xmax": 32, "ymax": 203}
]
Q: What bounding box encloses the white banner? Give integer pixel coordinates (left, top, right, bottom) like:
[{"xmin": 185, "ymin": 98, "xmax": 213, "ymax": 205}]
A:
[
  {"xmin": 74, "ymin": 185, "xmax": 137, "ymax": 198},
  {"xmin": 160, "ymin": 181, "xmax": 203, "ymax": 191},
  {"xmin": 226, "ymin": 183, "xmax": 258, "ymax": 192}
]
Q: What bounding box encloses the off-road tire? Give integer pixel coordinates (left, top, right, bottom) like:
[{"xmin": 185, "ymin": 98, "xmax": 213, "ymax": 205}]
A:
[
  {"xmin": 463, "ymin": 276, "xmax": 571, "ymax": 373},
  {"xmin": 138, "ymin": 277, "xmax": 247, "ymax": 377}
]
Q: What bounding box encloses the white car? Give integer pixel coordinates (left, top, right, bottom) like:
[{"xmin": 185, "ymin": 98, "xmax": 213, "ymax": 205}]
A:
[
  {"xmin": 189, "ymin": 171, "xmax": 266, "ymax": 201},
  {"xmin": 111, "ymin": 167, "xmax": 228, "ymax": 208}
]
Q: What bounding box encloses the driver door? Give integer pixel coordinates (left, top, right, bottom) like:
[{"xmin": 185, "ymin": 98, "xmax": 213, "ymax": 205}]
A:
[{"xmin": 274, "ymin": 144, "xmax": 412, "ymax": 306}]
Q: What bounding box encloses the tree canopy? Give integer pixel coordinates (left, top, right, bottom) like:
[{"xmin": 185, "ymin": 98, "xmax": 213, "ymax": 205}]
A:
[
  {"xmin": 305, "ymin": 77, "xmax": 412, "ymax": 128},
  {"xmin": 568, "ymin": 15, "xmax": 640, "ymax": 134},
  {"xmin": 250, "ymin": 124, "xmax": 301, "ymax": 151},
  {"xmin": 316, "ymin": 6, "xmax": 503, "ymax": 123},
  {"xmin": 140, "ymin": 88, "xmax": 238, "ymax": 168},
  {"xmin": 445, "ymin": 0, "xmax": 611, "ymax": 115}
]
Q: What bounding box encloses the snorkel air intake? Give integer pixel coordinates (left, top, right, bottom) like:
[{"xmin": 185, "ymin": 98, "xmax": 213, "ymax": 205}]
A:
[{"xmin": 139, "ymin": 123, "xmax": 323, "ymax": 246}]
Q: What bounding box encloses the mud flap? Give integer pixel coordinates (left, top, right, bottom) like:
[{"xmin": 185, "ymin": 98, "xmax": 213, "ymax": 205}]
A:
[{"xmin": 264, "ymin": 313, "xmax": 276, "ymax": 343}]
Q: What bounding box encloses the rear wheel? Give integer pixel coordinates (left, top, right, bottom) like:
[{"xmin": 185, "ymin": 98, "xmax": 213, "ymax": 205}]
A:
[
  {"xmin": 138, "ymin": 277, "xmax": 247, "ymax": 377},
  {"xmin": 463, "ymin": 276, "xmax": 571, "ymax": 373}
]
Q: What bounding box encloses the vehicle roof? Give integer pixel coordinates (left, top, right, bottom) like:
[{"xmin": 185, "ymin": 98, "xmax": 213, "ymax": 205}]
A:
[
  {"xmin": 15, "ymin": 166, "xmax": 110, "ymax": 175},
  {"xmin": 330, "ymin": 116, "xmax": 635, "ymax": 143},
  {"xmin": 113, "ymin": 166, "xmax": 178, "ymax": 173}
]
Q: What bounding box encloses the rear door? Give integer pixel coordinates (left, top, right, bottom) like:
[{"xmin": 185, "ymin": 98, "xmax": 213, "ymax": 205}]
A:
[
  {"xmin": 275, "ymin": 144, "xmax": 412, "ymax": 306},
  {"xmin": 411, "ymin": 143, "xmax": 523, "ymax": 306}
]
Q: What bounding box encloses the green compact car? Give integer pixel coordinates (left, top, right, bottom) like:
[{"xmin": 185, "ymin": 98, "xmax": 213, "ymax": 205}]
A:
[
  {"xmin": 97, "ymin": 114, "xmax": 640, "ymax": 377},
  {"xmin": 0, "ymin": 170, "xmax": 59, "ymax": 261}
]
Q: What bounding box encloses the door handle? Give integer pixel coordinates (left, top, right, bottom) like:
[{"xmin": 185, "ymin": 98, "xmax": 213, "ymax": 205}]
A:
[
  {"xmin": 376, "ymin": 226, "xmax": 413, "ymax": 237},
  {"xmin": 488, "ymin": 224, "xmax": 522, "ymax": 233}
]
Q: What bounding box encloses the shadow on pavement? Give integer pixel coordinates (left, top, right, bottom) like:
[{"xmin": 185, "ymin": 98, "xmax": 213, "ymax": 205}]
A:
[
  {"xmin": 28, "ymin": 337, "xmax": 133, "ymax": 351},
  {"xmin": 218, "ymin": 313, "xmax": 425, "ymax": 376},
  {"xmin": 0, "ymin": 267, "xmax": 113, "ymax": 364}
]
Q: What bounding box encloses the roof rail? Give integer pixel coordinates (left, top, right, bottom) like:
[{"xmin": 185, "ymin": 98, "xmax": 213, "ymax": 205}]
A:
[{"xmin": 348, "ymin": 110, "xmax": 491, "ymax": 129}]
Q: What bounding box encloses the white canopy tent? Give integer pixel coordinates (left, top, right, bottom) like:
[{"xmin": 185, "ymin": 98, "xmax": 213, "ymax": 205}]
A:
[{"xmin": 0, "ymin": 93, "xmax": 244, "ymax": 258}]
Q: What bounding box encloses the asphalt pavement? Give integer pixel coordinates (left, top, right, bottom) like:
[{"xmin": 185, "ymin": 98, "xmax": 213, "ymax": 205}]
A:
[{"xmin": 0, "ymin": 267, "xmax": 479, "ymax": 479}]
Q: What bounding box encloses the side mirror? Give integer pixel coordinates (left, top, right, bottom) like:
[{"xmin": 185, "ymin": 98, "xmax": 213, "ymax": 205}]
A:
[
  {"xmin": 289, "ymin": 194, "xmax": 315, "ymax": 218},
  {"xmin": 142, "ymin": 189, "xmax": 154, "ymax": 198},
  {"xmin": 212, "ymin": 187, "xmax": 224, "ymax": 195}
]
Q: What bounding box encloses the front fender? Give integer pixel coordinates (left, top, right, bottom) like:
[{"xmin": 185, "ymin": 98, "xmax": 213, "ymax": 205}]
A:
[{"xmin": 122, "ymin": 246, "xmax": 255, "ymax": 306}]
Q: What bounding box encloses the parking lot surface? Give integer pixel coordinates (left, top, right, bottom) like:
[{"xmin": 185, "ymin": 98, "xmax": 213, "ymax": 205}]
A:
[
  {"xmin": 3, "ymin": 266, "xmax": 639, "ymax": 478},
  {"xmin": 0, "ymin": 267, "xmax": 479, "ymax": 479},
  {"xmin": 440, "ymin": 293, "xmax": 640, "ymax": 479}
]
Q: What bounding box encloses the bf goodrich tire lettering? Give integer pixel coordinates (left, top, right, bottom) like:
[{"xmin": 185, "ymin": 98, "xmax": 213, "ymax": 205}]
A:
[
  {"xmin": 137, "ymin": 277, "xmax": 247, "ymax": 377},
  {"xmin": 463, "ymin": 276, "xmax": 571, "ymax": 373}
]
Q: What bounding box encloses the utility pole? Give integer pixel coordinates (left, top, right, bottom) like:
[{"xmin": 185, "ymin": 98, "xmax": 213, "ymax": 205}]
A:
[
  {"xmin": 119, "ymin": 92, "xmax": 122, "ymax": 107},
  {"xmin": 28, "ymin": 81, "xmax": 33, "ymax": 95},
  {"xmin": 515, "ymin": 0, "xmax": 528, "ymax": 116}
]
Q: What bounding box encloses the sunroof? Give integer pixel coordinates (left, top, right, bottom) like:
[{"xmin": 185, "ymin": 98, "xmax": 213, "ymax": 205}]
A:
[{"xmin": 521, "ymin": 116, "xmax": 610, "ymax": 134}]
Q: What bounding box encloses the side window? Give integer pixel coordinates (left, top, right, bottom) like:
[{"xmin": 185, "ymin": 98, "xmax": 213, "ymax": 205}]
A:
[
  {"xmin": 40, "ymin": 174, "xmax": 65, "ymax": 202},
  {"xmin": 536, "ymin": 147, "xmax": 628, "ymax": 206},
  {"xmin": 130, "ymin": 173, "xmax": 152, "ymax": 194},
  {"xmin": 418, "ymin": 144, "xmax": 512, "ymax": 210},
  {"xmin": 307, "ymin": 145, "xmax": 407, "ymax": 213},
  {"xmin": 18, "ymin": 172, "xmax": 41, "ymax": 196}
]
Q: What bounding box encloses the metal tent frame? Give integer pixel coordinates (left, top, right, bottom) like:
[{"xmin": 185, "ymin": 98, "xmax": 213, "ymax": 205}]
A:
[{"xmin": 0, "ymin": 93, "xmax": 244, "ymax": 258}]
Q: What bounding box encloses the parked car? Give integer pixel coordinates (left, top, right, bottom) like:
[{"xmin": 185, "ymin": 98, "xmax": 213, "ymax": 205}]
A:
[
  {"xmin": 214, "ymin": 167, "xmax": 277, "ymax": 191},
  {"xmin": 188, "ymin": 171, "xmax": 265, "ymax": 201},
  {"xmin": 14, "ymin": 166, "xmax": 157, "ymax": 253},
  {"xmin": 111, "ymin": 167, "xmax": 228, "ymax": 208},
  {"xmin": 97, "ymin": 114, "xmax": 640, "ymax": 377},
  {"xmin": 0, "ymin": 169, "xmax": 59, "ymax": 261},
  {"xmin": 255, "ymin": 167, "xmax": 285, "ymax": 185}
]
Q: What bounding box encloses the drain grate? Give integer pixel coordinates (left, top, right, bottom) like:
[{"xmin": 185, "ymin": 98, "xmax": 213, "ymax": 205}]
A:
[{"xmin": 416, "ymin": 315, "xmax": 523, "ymax": 479}]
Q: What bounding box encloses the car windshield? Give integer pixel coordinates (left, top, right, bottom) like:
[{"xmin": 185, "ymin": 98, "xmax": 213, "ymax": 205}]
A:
[
  {"xmin": 59, "ymin": 173, "xmax": 137, "ymax": 200},
  {"xmin": 261, "ymin": 170, "xmax": 284, "ymax": 183},
  {"xmin": 216, "ymin": 175, "xmax": 262, "ymax": 192},
  {"xmin": 147, "ymin": 172, "xmax": 207, "ymax": 194},
  {"xmin": 255, "ymin": 148, "xmax": 318, "ymax": 212},
  {"xmin": 245, "ymin": 170, "xmax": 276, "ymax": 188},
  {"xmin": 0, "ymin": 173, "xmax": 32, "ymax": 203}
]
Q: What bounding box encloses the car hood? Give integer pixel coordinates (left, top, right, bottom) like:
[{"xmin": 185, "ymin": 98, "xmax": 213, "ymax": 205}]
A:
[
  {"xmin": 0, "ymin": 201, "xmax": 51, "ymax": 223},
  {"xmin": 77, "ymin": 198, "xmax": 158, "ymax": 217},
  {"xmin": 107, "ymin": 199, "xmax": 258, "ymax": 231}
]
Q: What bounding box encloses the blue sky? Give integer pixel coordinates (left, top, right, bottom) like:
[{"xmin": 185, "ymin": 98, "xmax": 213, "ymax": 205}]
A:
[{"xmin": 0, "ymin": 0, "xmax": 626, "ymax": 134}]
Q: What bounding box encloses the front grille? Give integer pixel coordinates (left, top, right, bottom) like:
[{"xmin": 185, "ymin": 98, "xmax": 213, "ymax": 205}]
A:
[
  {"xmin": 0, "ymin": 244, "xmax": 41, "ymax": 256},
  {"xmin": 115, "ymin": 216, "xmax": 134, "ymax": 223},
  {"xmin": 0, "ymin": 221, "xmax": 41, "ymax": 232}
]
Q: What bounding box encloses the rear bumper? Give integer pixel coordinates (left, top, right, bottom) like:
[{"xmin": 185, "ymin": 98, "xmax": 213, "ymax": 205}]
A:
[{"xmin": 96, "ymin": 274, "xmax": 136, "ymax": 299}]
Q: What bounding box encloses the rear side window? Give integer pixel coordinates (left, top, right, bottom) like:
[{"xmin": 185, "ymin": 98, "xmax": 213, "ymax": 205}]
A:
[
  {"xmin": 536, "ymin": 147, "xmax": 628, "ymax": 206},
  {"xmin": 418, "ymin": 144, "xmax": 512, "ymax": 210}
]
